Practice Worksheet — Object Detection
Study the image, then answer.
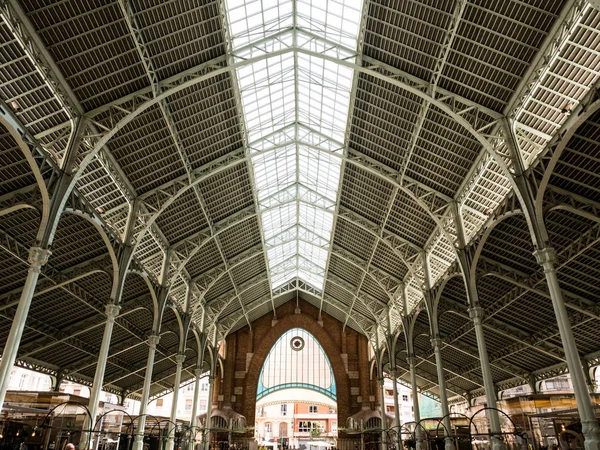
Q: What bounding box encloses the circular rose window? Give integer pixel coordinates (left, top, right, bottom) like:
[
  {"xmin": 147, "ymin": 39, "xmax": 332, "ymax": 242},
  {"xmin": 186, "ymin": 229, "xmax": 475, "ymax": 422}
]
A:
[{"xmin": 290, "ymin": 336, "xmax": 305, "ymax": 351}]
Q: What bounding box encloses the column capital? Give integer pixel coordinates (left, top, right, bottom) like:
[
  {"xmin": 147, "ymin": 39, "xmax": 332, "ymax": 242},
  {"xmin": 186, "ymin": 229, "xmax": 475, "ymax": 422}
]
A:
[
  {"xmin": 533, "ymin": 247, "xmax": 558, "ymax": 266},
  {"xmin": 148, "ymin": 334, "xmax": 160, "ymax": 348},
  {"xmin": 581, "ymin": 419, "xmax": 600, "ymax": 441},
  {"xmin": 468, "ymin": 306, "xmax": 484, "ymax": 323},
  {"xmin": 175, "ymin": 353, "xmax": 185, "ymax": 365},
  {"xmin": 194, "ymin": 367, "xmax": 203, "ymax": 378},
  {"xmin": 28, "ymin": 247, "xmax": 51, "ymax": 269},
  {"xmin": 430, "ymin": 337, "xmax": 443, "ymax": 350},
  {"xmin": 105, "ymin": 303, "xmax": 121, "ymax": 319}
]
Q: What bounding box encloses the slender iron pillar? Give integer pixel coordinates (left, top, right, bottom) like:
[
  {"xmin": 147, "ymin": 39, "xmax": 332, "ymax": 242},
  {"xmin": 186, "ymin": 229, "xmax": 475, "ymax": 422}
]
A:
[
  {"xmin": 469, "ymin": 306, "xmax": 506, "ymax": 450},
  {"xmin": 189, "ymin": 368, "xmax": 203, "ymax": 450},
  {"xmin": 82, "ymin": 303, "xmax": 121, "ymax": 449},
  {"xmin": 379, "ymin": 378, "xmax": 388, "ymax": 450},
  {"xmin": 166, "ymin": 354, "xmax": 185, "ymax": 450},
  {"xmin": 535, "ymin": 248, "xmax": 600, "ymax": 450},
  {"xmin": 204, "ymin": 375, "xmax": 215, "ymax": 450},
  {"xmin": 431, "ymin": 338, "xmax": 455, "ymax": 450},
  {"xmin": 132, "ymin": 334, "xmax": 161, "ymax": 450},
  {"xmin": 0, "ymin": 247, "xmax": 50, "ymax": 409},
  {"xmin": 391, "ymin": 369, "xmax": 402, "ymax": 450},
  {"xmin": 407, "ymin": 356, "xmax": 423, "ymax": 450}
]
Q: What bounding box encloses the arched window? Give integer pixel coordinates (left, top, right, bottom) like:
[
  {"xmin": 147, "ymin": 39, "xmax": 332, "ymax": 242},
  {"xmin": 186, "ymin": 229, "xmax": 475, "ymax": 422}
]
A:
[{"xmin": 257, "ymin": 328, "xmax": 336, "ymax": 400}]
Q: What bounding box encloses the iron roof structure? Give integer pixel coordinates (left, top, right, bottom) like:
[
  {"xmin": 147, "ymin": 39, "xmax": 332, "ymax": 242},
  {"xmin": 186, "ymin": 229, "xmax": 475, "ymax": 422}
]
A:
[{"xmin": 1, "ymin": 0, "xmax": 600, "ymax": 402}]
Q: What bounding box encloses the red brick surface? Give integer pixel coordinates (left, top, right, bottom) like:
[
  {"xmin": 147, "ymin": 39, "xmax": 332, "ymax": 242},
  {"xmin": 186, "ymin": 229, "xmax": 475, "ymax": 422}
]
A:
[{"xmin": 218, "ymin": 298, "xmax": 377, "ymax": 429}]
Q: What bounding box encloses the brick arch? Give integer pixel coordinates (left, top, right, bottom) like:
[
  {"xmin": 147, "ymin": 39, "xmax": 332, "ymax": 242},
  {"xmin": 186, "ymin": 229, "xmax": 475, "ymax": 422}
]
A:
[{"xmin": 241, "ymin": 309, "xmax": 352, "ymax": 427}]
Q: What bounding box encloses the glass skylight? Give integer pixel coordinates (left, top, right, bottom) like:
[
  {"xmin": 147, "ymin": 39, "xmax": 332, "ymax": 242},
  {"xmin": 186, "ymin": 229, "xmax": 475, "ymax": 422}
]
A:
[{"xmin": 225, "ymin": 0, "xmax": 364, "ymax": 291}]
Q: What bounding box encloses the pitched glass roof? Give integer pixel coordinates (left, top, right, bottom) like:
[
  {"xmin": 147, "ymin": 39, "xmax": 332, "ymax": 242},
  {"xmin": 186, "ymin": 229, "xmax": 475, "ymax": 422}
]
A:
[{"xmin": 224, "ymin": 0, "xmax": 364, "ymax": 291}]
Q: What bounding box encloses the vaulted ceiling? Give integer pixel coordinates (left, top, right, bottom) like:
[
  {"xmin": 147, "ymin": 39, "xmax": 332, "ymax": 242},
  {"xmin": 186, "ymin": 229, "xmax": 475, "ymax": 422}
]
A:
[{"xmin": 1, "ymin": 0, "xmax": 600, "ymax": 401}]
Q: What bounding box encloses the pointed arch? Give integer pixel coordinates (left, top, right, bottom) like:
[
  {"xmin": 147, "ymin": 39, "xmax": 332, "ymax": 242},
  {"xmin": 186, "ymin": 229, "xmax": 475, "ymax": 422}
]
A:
[
  {"xmin": 243, "ymin": 311, "xmax": 351, "ymax": 426},
  {"xmin": 62, "ymin": 208, "xmax": 119, "ymax": 297},
  {"xmin": 0, "ymin": 115, "xmax": 51, "ymax": 243},
  {"xmin": 256, "ymin": 328, "xmax": 336, "ymax": 401}
]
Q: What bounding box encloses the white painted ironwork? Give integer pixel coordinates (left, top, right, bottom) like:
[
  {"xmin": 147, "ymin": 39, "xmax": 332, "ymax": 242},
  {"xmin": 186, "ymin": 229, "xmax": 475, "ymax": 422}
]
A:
[{"xmin": 224, "ymin": 0, "xmax": 364, "ymax": 291}]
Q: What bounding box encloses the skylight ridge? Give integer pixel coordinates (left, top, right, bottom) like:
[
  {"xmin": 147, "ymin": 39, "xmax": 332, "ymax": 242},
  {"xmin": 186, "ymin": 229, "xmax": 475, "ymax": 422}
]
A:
[{"xmin": 225, "ymin": 0, "xmax": 364, "ymax": 291}]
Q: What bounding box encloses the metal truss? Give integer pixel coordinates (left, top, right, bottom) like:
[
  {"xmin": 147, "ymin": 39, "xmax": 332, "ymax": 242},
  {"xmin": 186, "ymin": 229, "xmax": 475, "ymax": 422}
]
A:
[
  {"xmin": 134, "ymin": 129, "xmax": 447, "ymax": 254},
  {"xmin": 219, "ymin": 283, "xmax": 375, "ymax": 338},
  {"xmin": 478, "ymin": 231, "xmax": 600, "ymax": 320},
  {"xmin": 2, "ymin": 0, "xmax": 600, "ymax": 404},
  {"xmin": 342, "ymin": 180, "xmax": 399, "ymax": 329},
  {"xmin": 439, "ymin": 294, "xmax": 565, "ymax": 364},
  {"xmin": 218, "ymin": 0, "xmax": 278, "ymax": 317},
  {"xmin": 17, "ymin": 296, "xmax": 150, "ymax": 358},
  {"xmin": 148, "ymin": 376, "xmax": 202, "ymax": 403},
  {"xmin": 412, "ymin": 222, "xmax": 600, "ymax": 395},
  {"xmin": 71, "ymin": 43, "xmax": 483, "ymax": 243},
  {"xmin": 193, "ymin": 244, "xmax": 397, "ymax": 327},
  {"xmin": 0, "ymin": 252, "xmax": 114, "ymax": 309},
  {"xmin": 210, "ymin": 271, "xmax": 378, "ymax": 329},
  {"xmin": 99, "ymin": 317, "xmax": 195, "ymax": 389},
  {"xmin": 396, "ymin": 358, "xmax": 464, "ymax": 399},
  {"xmin": 1, "ymin": 0, "xmax": 185, "ymax": 313},
  {"xmin": 119, "ymin": 354, "xmax": 196, "ymax": 397},
  {"xmin": 117, "ymin": 0, "xmax": 250, "ymax": 324},
  {"xmin": 414, "ymin": 311, "xmax": 527, "ymax": 388},
  {"xmin": 0, "ymin": 227, "xmax": 182, "ymax": 389},
  {"xmin": 398, "ymin": 0, "xmax": 467, "ymax": 183},
  {"xmin": 544, "ymin": 185, "xmax": 600, "ymax": 224},
  {"xmin": 156, "ymin": 162, "xmax": 425, "ymax": 282}
]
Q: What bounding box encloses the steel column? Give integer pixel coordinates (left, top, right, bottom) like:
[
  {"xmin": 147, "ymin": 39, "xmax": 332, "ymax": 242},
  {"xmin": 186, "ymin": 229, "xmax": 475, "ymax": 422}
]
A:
[
  {"xmin": 407, "ymin": 356, "xmax": 423, "ymax": 450},
  {"xmin": 132, "ymin": 334, "xmax": 161, "ymax": 450},
  {"xmin": 82, "ymin": 303, "xmax": 121, "ymax": 450},
  {"xmin": 534, "ymin": 248, "xmax": 600, "ymax": 450},
  {"xmin": 166, "ymin": 353, "xmax": 185, "ymax": 450},
  {"xmin": 204, "ymin": 373, "xmax": 215, "ymax": 450},
  {"xmin": 0, "ymin": 246, "xmax": 50, "ymax": 409},
  {"xmin": 379, "ymin": 377, "xmax": 388, "ymax": 450},
  {"xmin": 431, "ymin": 337, "xmax": 456, "ymax": 450},
  {"xmin": 469, "ymin": 306, "xmax": 506, "ymax": 450},
  {"xmin": 189, "ymin": 368, "xmax": 203, "ymax": 450},
  {"xmin": 391, "ymin": 369, "xmax": 403, "ymax": 450}
]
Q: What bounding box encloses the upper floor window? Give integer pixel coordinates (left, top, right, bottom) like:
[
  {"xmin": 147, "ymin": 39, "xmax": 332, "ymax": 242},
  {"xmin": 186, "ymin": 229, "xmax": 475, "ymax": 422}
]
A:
[
  {"xmin": 18, "ymin": 374, "xmax": 27, "ymax": 389},
  {"xmin": 309, "ymin": 405, "xmax": 318, "ymax": 414},
  {"xmin": 281, "ymin": 404, "xmax": 287, "ymax": 416}
]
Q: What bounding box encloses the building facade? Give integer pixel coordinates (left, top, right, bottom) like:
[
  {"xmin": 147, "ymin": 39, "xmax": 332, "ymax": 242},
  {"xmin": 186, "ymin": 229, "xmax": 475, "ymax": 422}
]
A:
[{"xmin": 255, "ymin": 390, "xmax": 338, "ymax": 449}]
